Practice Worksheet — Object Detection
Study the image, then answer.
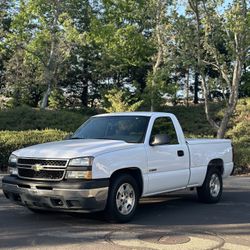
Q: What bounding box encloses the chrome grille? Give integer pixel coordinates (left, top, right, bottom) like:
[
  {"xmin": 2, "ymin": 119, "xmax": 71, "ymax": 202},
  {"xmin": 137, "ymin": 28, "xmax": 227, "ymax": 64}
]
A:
[
  {"xmin": 17, "ymin": 158, "xmax": 67, "ymax": 181},
  {"xmin": 18, "ymin": 159, "xmax": 67, "ymax": 166},
  {"xmin": 18, "ymin": 168, "xmax": 64, "ymax": 180}
]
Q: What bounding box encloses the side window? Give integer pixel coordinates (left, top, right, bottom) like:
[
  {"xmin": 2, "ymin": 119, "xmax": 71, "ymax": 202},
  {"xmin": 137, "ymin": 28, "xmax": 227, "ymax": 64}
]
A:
[{"xmin": 150, "ymin": 117, "xmax": 179, "ymax": 145}]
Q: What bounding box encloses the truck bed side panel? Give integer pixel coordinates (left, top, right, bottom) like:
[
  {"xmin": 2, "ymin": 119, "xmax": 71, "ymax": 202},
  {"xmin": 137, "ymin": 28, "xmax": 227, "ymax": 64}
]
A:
[{"xmin": 187, "ymin": 140, "xmax": 233, "ymax": 186}]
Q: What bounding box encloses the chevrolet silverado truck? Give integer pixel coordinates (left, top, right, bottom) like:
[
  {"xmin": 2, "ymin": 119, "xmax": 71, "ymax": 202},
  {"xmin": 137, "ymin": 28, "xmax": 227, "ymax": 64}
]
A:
[{"xmin": 2, "ymin": 112, "xmax": 234, "ymax": 222}]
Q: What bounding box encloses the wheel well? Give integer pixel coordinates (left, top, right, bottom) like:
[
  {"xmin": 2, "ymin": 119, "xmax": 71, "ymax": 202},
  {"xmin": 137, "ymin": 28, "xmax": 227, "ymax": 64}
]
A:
[
  {"xmin": 207, "ymin": 159, "xmax": 224, "ymax": 175},
  {"xmin": 110, "ymin": 168, "xmax": 143, "ymax": 197}
]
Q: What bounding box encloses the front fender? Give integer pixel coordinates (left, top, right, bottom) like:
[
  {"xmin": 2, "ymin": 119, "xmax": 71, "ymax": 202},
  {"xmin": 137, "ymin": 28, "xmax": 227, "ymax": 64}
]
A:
[{"xmin": 92, "ymin": 145, "xmax": 149, "ymax": 194}]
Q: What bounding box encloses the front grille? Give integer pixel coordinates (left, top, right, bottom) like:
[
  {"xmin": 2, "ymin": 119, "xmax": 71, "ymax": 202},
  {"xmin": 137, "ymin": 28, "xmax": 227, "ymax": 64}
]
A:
[
  {"xmin": 17, "ymin": 158, "xmax": 67, "ymax": 181},
  {"xmin": 18, "ymin": 168, "xmax": 64, "ymax": 180},
  {"xmin": 18, "ymin": 159, "xmax": 67, "ymax": 166}
]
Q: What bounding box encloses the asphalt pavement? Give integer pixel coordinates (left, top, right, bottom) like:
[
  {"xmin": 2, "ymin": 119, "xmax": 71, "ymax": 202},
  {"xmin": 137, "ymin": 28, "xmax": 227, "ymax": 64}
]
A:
[{"xmin": 0, "ymin": 176, "xmax": 250, "ymax": 250}]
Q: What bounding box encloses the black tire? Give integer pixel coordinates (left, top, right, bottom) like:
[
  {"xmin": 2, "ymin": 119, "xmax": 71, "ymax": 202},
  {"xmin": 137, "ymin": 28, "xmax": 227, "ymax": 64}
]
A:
[
  {"xmin": 105, "ymin": 174, "xmax": 139, "ymax": 223},
  {"xmin": 197, "ymin": 168, "xmax": 223, "ymax": 203}
]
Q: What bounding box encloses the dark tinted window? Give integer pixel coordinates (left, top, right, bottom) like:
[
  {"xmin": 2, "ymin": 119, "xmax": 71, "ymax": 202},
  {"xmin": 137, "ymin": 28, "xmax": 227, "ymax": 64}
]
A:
[
  {"xmin": 150, "ymin": 117, "xmax": 178, "ymax": 144},
  {"xmin": 72, "ymin": 116, "xmax": 150, "ymax": 143}
]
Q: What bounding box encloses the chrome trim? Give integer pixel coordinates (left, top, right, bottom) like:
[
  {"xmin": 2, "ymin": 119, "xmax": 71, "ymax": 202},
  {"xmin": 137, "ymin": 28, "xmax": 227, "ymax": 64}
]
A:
[
  {"xmin": 17, "ymin": 157, "xmax": 69, "ymax": 161},
  {"xmin": 17, "ymin": 166, "xmax": 65, "ymax": 171},
  {"xmin": 16, "ymin": 158, "xmax": 69, "ymax": 181}
]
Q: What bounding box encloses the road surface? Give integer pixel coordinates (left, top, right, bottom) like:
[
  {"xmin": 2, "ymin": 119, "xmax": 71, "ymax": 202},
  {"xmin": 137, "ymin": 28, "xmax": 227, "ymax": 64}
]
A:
[{"xmin": 0, "ymin": 176, "xmax": 250, "ymax": 250}]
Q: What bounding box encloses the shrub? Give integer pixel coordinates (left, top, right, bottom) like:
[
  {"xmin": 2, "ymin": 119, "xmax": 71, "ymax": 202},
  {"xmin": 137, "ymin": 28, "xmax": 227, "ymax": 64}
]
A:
[
  {"xmin": 226, "ymin": 98, "xmax": 250, "ymax": 173},
  {"xmin": 0, "ymin": 106, "xmax": 87, "ymax": 132},
  {"xmin": 0, "ymin": 129, "xmax": 68, "ymax": 171},
  {"xmin": 48, "ymin": 89, "xmax": 67, "ymax": 109},
  {"xmin": 104, "ymin": 88, "xmax": 143, "ymax": 112}
]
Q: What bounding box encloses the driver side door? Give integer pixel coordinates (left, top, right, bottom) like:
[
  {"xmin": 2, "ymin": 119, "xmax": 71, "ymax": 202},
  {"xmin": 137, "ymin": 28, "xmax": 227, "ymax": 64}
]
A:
[{"xmin": 146, "ymin": 116, "xmax": 190, "ymax": 194}]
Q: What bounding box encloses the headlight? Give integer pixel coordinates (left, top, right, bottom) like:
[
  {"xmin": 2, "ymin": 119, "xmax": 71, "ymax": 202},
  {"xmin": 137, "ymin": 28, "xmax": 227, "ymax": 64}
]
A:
[
  {"xmin": 66, "ymin": 157, "xmax": 93, "ymax": 179},
  {"xmin": 68, "ymin": 157, "xmax": 93, "ymax": 167},
  {"xmin": 8, "ymin": 154, "xmax": 18, "ymax": 176}
]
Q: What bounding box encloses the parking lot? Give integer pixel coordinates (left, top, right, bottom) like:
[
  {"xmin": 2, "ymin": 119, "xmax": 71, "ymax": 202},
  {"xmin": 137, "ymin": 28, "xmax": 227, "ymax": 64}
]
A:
[{"xmin": 0, "ymin": 176, "xmax": 250, "ymax": 250}]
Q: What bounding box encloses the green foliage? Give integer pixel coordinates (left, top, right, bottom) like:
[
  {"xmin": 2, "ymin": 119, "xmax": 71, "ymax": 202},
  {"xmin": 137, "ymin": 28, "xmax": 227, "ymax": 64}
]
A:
[
  {"xmin": 144, "ymin": 69, "xmax": 172, "ymax": 110},
  {"xmin": 226, "ymin": 98, "xmax": 250, "ymax": 173},
  {"xmin": 48, "ymin": 89, "xmax": 67, "ymax": 109},
  {"xmin": 164, "ymin": 105, "xmax": 216, "ymax": 137},
  {"xmin": 0, "ymin": 129, "xmax": 67, "ymax": 171},
  {"xmin": 104, "ymin": 88, "xmax": 143, "ymax": 112},
  {"xmin": 0, "ymin": 106, "xmax": 87, "ymax": 132}
]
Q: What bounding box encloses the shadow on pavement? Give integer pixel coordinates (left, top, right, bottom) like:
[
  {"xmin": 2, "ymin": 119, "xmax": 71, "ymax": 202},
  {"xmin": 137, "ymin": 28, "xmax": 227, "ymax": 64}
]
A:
[{"xmin": 0, "ymin": 178, "xmax": 250, "ymax": 249}]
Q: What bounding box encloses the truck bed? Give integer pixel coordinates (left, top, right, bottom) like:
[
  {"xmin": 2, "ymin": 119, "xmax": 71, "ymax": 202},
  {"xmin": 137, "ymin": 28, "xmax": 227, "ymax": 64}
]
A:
[{"xmin": 186, "ymin": 138, "xmax": 233, "ymax": 186}]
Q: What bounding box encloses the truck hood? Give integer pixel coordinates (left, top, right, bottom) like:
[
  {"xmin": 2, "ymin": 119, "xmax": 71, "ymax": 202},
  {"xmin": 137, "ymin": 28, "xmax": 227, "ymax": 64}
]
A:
[{"xmin": 13, "ymin": 139, "xmax": 137, "ymax": 159}]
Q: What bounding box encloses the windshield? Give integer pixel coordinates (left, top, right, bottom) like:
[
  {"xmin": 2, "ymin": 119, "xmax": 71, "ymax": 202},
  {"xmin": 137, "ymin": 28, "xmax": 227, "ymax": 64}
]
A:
[{"xmin": 71, "ymin": 116, "xmax": 150, "ymax": 143}]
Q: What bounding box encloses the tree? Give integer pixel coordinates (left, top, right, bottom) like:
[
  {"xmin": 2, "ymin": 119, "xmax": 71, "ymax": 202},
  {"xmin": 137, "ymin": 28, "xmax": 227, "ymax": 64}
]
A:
[
  {"xmin": 4, "ymin": 50, "xmax": 44, "ymax": 107},
  {"xmin": 0, "ymin": 0, "xmax": 13, "ymax": 94},
  {"xmin": 6, "ymin": 0, "xmax": 79, "ymax": 108},
  {"xmin": 104, "ymin": 88, "xmax": 143, "ymax": 112},
  {"xmin": 145, "ymin": 0, "xmax": 169, "ymax": 111},
  {"xmin": 58, "ymin": 0, "xmax": 98, "ymax": 108},
  {"xmin": 188, "ymin": 0, "xmax": 249, "ymax": 138},
  {"xmin": 90, "ymin": 0, "xmax": 154, "ymax": 98}
]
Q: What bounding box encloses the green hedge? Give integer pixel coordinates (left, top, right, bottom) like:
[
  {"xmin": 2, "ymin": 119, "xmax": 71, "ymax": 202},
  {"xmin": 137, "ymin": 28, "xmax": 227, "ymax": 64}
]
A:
[
  {"xmin": 0, "ymin": 106, "xmax": 87, "ymax": 132},
  {"xmin": 0, "ymin": 130, "xmax": 67, "ymax": 171},
  {"xmin": 233, "ymin": 143, "xmax": 250, "ymax": 174}
]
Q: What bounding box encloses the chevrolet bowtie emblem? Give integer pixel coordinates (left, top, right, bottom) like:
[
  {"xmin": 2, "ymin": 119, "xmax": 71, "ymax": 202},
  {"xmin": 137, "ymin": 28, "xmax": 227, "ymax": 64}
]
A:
[{"xmin": 31, "ymin": 164, "xmax": 44, "ymax": 172}]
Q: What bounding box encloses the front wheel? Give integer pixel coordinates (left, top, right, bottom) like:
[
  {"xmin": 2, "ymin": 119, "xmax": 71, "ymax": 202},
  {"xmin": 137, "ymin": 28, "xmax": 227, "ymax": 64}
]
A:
[
  {"xmin": 105, "ymin": 174, "xmax": 139, "ymax": 223},
  {"xmin": 197, "ymin": 168, "xmax": 223, "ymax": 203}
]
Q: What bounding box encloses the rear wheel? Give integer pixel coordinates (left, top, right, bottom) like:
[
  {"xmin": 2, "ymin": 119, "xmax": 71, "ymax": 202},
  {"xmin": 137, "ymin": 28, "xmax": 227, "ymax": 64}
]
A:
[
  {"xmin": 105, "ymin": 174, "xmax": 139, "ymax": 223},
  {"xmin": 197, "ymin": 168, "xmax": 223, "ymax": 203}
]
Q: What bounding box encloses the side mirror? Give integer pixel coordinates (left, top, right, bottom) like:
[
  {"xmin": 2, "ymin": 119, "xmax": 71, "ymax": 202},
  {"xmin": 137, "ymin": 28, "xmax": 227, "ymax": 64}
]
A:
[
  {"xmin": 64, "ymin": 133, "xmax": 73, "ymax": 140},
  {"xmin": 150, "ymin": 134, "xmax": 170, "ymax": 146}
]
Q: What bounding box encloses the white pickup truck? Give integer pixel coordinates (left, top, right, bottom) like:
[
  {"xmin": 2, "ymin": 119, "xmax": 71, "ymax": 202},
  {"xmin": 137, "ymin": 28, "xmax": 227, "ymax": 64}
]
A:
[{"xmin": 2, "ymin": 112, "xmax": 234, "ymax": 222}]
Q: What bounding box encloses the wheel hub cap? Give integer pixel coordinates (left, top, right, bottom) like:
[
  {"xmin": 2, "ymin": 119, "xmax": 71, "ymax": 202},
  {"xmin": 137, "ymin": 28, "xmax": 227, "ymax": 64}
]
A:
[
  {"xmin": 116, "ymin": 183, "xmax": 135, "ymax": 215},
  {"xmin": 209, "ymin": 173, "xmax": 221, "ymax": 197}
]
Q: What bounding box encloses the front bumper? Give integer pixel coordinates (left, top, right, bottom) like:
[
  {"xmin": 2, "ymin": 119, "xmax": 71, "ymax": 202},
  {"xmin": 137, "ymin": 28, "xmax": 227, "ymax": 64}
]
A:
[{"xmin": 2, "ymin": 176, "xmax": 109, "ymax": 212}]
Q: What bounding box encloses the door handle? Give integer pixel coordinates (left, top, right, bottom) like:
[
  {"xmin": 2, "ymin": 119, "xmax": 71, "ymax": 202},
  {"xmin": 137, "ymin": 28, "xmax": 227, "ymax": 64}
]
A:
[
  {"xmin": 177, "ymin": 150, "xmax": 184, "ymax": 157},
  {"xmin": 149, "ymin": 168, "xmax": 157, "ymax": 172}
]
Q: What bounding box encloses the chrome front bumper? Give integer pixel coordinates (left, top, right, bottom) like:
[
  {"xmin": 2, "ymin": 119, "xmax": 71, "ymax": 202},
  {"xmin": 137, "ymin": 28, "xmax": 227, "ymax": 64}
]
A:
[{"xmin": 2, "ymin": 176, "xmax": 109, "ymax": 212}]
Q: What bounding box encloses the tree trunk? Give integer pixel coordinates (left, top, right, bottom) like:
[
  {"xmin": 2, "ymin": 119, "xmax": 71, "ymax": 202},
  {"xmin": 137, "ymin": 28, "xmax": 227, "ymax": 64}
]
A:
[
  {"xmin": 193, "ymin": 72, "xmax": 199, "ymax": 104},
  {"xmin": 40, "ymin": 66, "xmax": 53, "ymax": 109},
  {"xmin": 40, "ymin": 83, "xmax": 51, "ymax": 109},
  {"xmin": 39, "ymin": 5, "xmax": 59, "ymax": 109},
  {"xmin": 185, "ymin": 68, "xmax": 190, "ymax": 107},
  {"xmin": 81, "ymin": 84, "xmax": 88, "ymax": 108},
  {"xmin": 216, "ymin": 58, "xmax": 242, "ymax": 138},
  {"xmin": 150, "ymin": 0, "xmax": 165, "ymax": 112},
  {"xmin": 200, "ymin": 73, "xmax": 219, "ymax": 131}
]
